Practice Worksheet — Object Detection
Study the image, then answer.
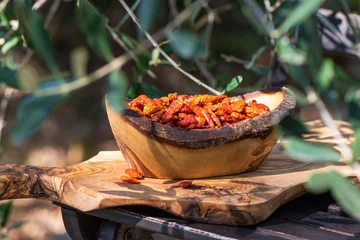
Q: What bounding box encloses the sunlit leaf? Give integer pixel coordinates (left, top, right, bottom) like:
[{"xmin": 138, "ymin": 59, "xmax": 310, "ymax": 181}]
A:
[
  {"xmin": 277, "ymin": 37, "xmax": 306, "ymax": 65},
  {"xmin": 12, "ymin": 79, "xmax": 68, "ymax": 144},
  {"xmin": 137, "ymin": 0, "xmax": 161, "ymax": 33},
  {"xmin": 70, "ymin": 46, "xmax": 89, "ymax": 78},
  {"xmin": 1, "ymin": 36, "xmax": 19, "ymax": 54},
  {"xmin": 107, "ymin": 70, "xmax": 128, "ymax": 112},
  {"xmin": 317, "ymin": 59, "xmax": 334, "ymax": 93},
  {"xmin": 283, "ymin": 136, "xmax": 341, "ymax": 162},
  {"xmin": 223, "ymin": 76, "xmax": 243, "ymax": 93},
  {"xmin": 0, "ymin": 200, "xmax": 12, "ymax": 227},
  {"xmin": 166, "ymin": 30, "xmax": 204, "ymax": 59},
  {"xmin": 351, "ymin": 129, "xmax": 360, "ymax": 163},
  {"xmin": 275, "ymin": 0, "xmax": 325, "ymax": 37},
  {"xmin": 307, "ymin": 171, "xmax": 360, "ymax": 220},
  {"xmin": 14, "ymin": 0, "xmax": 59, "ymax": 75},
  {"xmin": 0, "ymin": 65, "xmax": 19, "ymax": 89},
  {"xmin": 141, "ymin": 82, "xmax": 164, "ymax": 98},
  {"xmin": 75, "ymin": 0, "xmax": 113, "ymax": 61}
]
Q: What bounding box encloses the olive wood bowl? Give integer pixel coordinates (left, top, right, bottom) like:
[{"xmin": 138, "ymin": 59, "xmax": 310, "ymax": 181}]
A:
[{"xmin": 106, "ymin": 87, "xmax": 296, "ymax": 179}]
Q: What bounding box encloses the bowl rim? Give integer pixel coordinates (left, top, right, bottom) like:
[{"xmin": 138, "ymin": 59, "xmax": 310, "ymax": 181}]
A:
[{"xmin": 107, "ymin": 87, "xmax": 296, "ymax": 149}]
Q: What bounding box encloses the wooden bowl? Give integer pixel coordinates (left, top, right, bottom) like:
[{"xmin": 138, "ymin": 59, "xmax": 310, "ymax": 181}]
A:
[{"xmin": 106, "ymin": 87, "xmax": 296, "ymax": 179}]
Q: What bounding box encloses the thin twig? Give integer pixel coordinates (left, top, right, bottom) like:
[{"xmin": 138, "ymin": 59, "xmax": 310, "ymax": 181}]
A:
[
  {"xmin": 203, "ymin": 10, "xmax": 215, "ymax": 59},
  {"xmin": 35, "ymin": 53, "xmax": 132, "ymax": 96},
  {"xmin": 307, "ymin": 89, "xmax": 353, "ymax": 161},
  {"xmin": 221, "ymin": 54, "xmax": 265, "ymax": 67},
  {"xmin": 195, "ymin": 3, "xmax": 235, "ymax": 30},
  {"xmin": 32, "ymin": 0, "xmax": 48, "ymax": 10},
  {"xmin": 107, "ymin": 25, "xmax": 157, "ymax": 79},
  {"xmin": 45, "ymin": 0, "xmax": 61, "ymax": 26},
  {"xmin": 264, "ymin": 0, "xmax": 282, "ymax": 13},
  {"xmin": 0, "ymin": 88, "xmax": 14, "ymax": 144},
  {"xmin": 114, "ymin": 0, "xmax": 141, "ymax": 31},
  {"xmin": 118, "ymin": 0, "xmax": 222, "ymax": 95},
  {"xmin": 0, "ymin": 0, "xmax": 11, "ymax": 12},
  {"xmin": 195, "ymin": 60, "xmax": 216, "ymax": 86},
  {"xmin": 34, "ymin": 0, "xmax": 200, "ymax": 97},
  {"xmin": 168, "ymin": 0, "xmax": 179, "ymax": 19}
]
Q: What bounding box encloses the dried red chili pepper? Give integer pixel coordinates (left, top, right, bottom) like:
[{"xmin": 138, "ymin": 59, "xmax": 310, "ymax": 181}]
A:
[
  {"xmin": 120, "ymin": 176, "xmax": 140, "ymax": 184},
  {"xmin": 125, "ymin": 168, "xmax": 143, "ymax": 179},
  {"xmin": 178, "ymin": 180, "xmax": 192, "ymax": 189},
  {"xmin": 127, "ymin": 93, "xmax": 270, "ymax": 129}
]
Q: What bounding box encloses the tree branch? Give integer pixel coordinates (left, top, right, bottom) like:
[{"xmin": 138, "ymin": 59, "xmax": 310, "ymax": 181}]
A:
[{"xmin": 118, "ymin": 0, "xmax": 222, "ymax": 95}]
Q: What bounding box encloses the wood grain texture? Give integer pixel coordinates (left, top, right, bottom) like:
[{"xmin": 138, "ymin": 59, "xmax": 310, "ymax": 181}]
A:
[
  {"xmin": 106, "ymin": 88, "xmax": 296, "ymax": 178},
  {"xmin": 0, "ymin": 120, "xmax": 353, "ymax": 226}
]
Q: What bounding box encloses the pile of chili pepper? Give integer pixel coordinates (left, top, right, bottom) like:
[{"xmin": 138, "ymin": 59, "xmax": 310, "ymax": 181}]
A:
[{"xmin": 127, "ymin": 93, "xmax": 270, "ymax": 129}]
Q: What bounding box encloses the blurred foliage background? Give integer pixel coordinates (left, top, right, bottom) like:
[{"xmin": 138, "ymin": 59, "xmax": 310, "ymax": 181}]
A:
[{"xmin": 1, "ymin": 0, "xmax": 360, "ymax": 239}]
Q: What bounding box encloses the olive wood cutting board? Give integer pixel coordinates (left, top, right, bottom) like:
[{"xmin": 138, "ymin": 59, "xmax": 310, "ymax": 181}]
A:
[{"xmin": 0, "ymin": 120, "xmax": 354, "ymax": 226}]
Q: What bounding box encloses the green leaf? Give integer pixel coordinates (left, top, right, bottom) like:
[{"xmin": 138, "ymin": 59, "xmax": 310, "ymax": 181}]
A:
[
  {"xmin": 0, "ymin": 200, "xmax": 12, "ymax": 227},
  {"xmin": 0, "ymin": 65, "xmax": 19, "ymax": 89},
  {"xmin": 223, "ymin": 76, "xmax": 243, "ymax": 93},
  {"xmin": 118, "ymin": 33, "xmax": 139, "ymax": 49},
  {"xmin": 107, "ymin": 70, "xmax": 128, "ymax": 112},
  {"xmin": 75, "ymin": 0, "xmax": 113, "ymax": 61},
  {"xmin": 283, "ymin": 136, "xmax": 342, "ymax": 162},
  {"xmin": 287, "ymin": 87, "xmax": 308, "ymax": 106},
  {"xmin": 8, "ymin": 221, "xmax": 27, "ymax": 230},
  {"xmin": 279, "ymin": 116, "xmax": 310, "ymax": 137},
  {"xmin": 275, "ymin": 0, "xmax": 325, "ymax": 37},
  {"xmin": 351, "ymin": 129, "xmax": 360, "ymax": 163},
  {"xmin": 141, "ymin": 82, "xmax": 164, "ymax": 98},
  {"xmin": 306, "ymin": 171, "xmax": 329, "ymax": 194},
  {"xmin": 317, "ymin": 59, "xmax": 334, "ymax": 93},
  {"xmin": 136, "ymin": 53, "xmax": 150, "ymax": 75},
  {"xmin": 70, "ymin": 46, "xmax": 89, "ymax": 78},
  {"xmin": 166, "ymin": 30, "xmax": 204, "ymax": 59},
  {"xmin": 285, "ymin": 64, "xmax": 310, "ymax": 87},
  {"xmin": 245, "ymin": 46, "xmax": 266, "ymax": 70},
  {"xmin": 239, "ymin": 0, "xmax": 273, "ymax": 36},
  {"xmin": 137, "ymin": 0, "xmax": 161, "ymax": 33},
  {"xmin": 14, "ymin": 0, "xmax": 59, "ymax": 75},
  {"xmin": 252, "ymin": 66, "xmax": 270, "ymax": 76},
  {"xmin": 1, "ymin": 36, "xmax": 19, "ymax": 54},
  {"xmin": 127, "ymin": 81, "xmax": 141, "ymax": 99},
  {"xmin": 307, "ymin": 171, "xmax": 360, "ymax": 220},
  {"xmin": 12, "ymin": 79, "xmax": 68, "ymax": 144},
  {"xmin": 277, "ymin": 37, "xmax": 306, "ymax": 65}
]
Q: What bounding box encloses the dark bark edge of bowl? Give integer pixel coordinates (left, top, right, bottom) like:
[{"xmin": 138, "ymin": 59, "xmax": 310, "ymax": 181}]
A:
[{"xmin": 118, "ymin": 87, "xmax": 296, "ymax": 149}]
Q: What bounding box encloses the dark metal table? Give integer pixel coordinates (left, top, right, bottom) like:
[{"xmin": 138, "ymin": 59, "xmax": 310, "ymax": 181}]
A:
[{"xmin": 57, "ymin": 192, "xmax": 360, "ymax": 240}]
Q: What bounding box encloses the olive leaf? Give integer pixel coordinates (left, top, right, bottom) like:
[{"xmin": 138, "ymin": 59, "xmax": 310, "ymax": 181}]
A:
[
  {"xmin": 283, "ymin": 136, "xmax": 341, "ymax": 162},
  {"xmin": 12, "ymin": 79, "xmax": 68, "ymax": 144},
  {"xmin": 223, "ymin": 76, "xmax": 243, "ymax": 94},
  {"xmin": 141, "ymin": 82, "xmax": 164, "ymax": 98},
  {"xmin": 107, "ymin": 70, "xmax": 128, "ymax": 112},
  {"xmin": 75, "ymin": 0, "xmax": 113, "ymax": 61},
  {"xmin": 306, "ymin": 170, "xmax": 360, "ymax": 220},
  {"xmin": 166, "ymin": 30, "xmax": 205, "ymax": 59},
  {"xmin": 14, "ymin": 0, "xmax": 59, "ymax": 76}
]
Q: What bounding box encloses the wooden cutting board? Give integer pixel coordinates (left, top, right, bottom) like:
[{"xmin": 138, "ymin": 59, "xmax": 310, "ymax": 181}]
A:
[{"xmin": 0, "ymin": 120, "xmax": 354, "ymax": 226}]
